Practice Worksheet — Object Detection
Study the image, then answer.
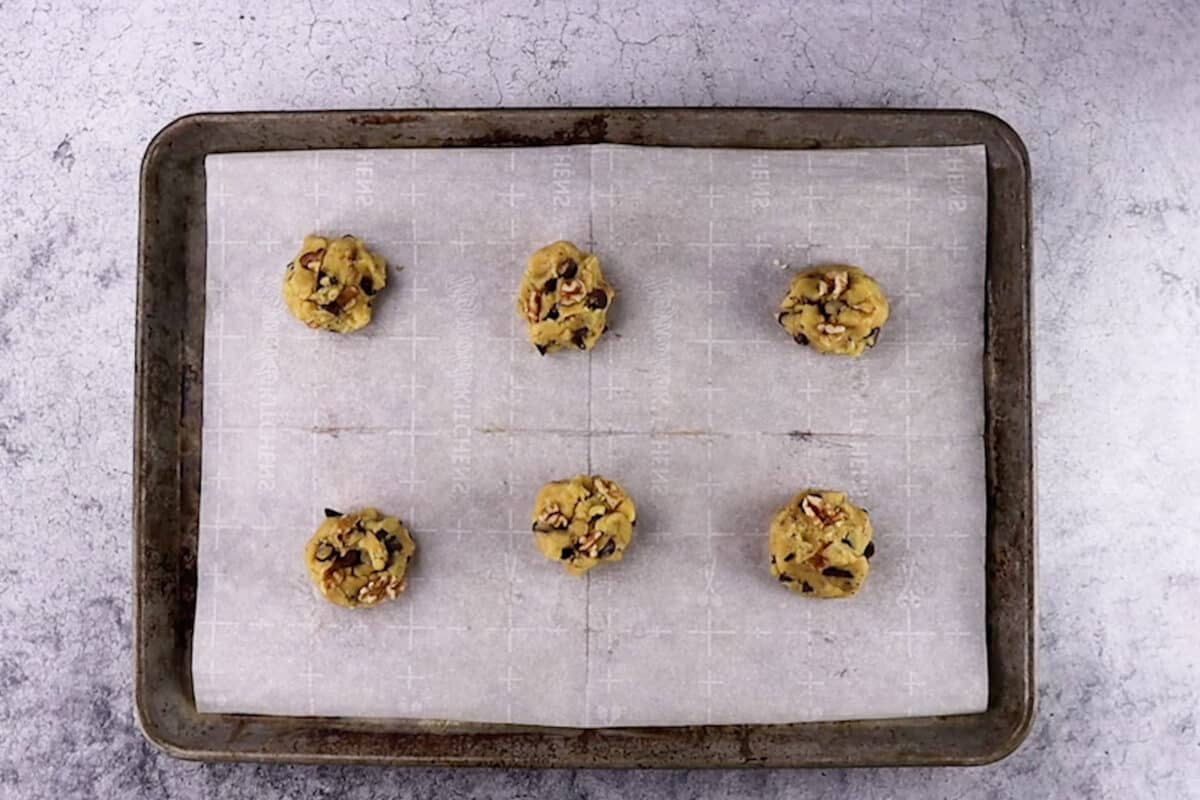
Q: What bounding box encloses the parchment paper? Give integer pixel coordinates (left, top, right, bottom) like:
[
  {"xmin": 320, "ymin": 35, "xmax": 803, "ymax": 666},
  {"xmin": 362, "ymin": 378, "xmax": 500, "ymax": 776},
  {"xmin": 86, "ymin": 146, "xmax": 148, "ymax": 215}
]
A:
[{"xmin": 194, "ymin": 144, "xmax": 989, "ymax": 726}]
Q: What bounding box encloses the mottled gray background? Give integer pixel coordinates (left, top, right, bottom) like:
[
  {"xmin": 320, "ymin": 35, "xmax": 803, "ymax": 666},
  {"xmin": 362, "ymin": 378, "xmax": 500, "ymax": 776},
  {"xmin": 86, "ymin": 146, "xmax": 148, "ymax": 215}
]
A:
[{"xmin": 1, "ymin": 1, "xmax": 1197, "ymax": 797}]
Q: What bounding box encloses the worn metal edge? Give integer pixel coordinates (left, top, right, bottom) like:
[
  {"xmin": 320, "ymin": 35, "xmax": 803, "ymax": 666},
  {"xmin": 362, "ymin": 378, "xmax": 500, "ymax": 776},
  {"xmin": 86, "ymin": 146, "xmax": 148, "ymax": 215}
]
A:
[{"xmin": 966, "ymin": 108, "xmax": 1037, "ymax": 764}]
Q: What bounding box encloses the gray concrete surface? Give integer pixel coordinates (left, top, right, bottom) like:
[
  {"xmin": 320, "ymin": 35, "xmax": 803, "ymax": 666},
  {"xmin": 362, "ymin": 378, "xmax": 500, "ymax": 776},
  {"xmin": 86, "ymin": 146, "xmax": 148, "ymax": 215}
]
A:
[{"xmin": 1, "ymin": 1, "xmax": 1197, "ymax": 797}]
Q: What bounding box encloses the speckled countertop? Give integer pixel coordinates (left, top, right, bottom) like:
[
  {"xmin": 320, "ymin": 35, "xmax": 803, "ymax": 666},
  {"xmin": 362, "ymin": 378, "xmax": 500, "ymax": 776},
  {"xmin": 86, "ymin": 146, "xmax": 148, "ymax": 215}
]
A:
[{"xmin": 2, "ymin": 2, "xmax": 1197, "ymax": 797}]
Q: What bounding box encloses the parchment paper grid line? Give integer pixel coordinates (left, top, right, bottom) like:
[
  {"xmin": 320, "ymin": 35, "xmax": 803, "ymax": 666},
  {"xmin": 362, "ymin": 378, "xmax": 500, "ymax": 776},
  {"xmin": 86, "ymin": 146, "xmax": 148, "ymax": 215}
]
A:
[
  {"xmin": 583, "ymin": 147, "xmax": 595, "ymax": 725},
  {"xmin": 306, "ymin": 150, "xmax": 322, "ymax": 715},
  {"xmin": 901, "ymin": 151, "xmax": 919, "ymax": 708},
  {"xmin": 703, "ymin": 150, "xmax": 719, "ymax": 723},
  {"xmin": 504, "ymin": 149, "xmax": 519, "ymax": 723}
]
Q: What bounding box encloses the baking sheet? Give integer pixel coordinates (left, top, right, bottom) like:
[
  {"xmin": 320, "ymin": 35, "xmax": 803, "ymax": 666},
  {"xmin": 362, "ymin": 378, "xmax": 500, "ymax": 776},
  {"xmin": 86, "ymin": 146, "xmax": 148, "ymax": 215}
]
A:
[{"xmin": 193, "ymin": 144, "xmax": 988, "ymax": 726}]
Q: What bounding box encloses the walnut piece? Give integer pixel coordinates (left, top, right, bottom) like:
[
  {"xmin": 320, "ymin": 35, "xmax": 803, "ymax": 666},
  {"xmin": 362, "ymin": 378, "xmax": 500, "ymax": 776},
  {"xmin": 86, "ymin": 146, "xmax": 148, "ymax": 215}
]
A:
[
  {"xmin": 336, "ymin": 285, "xmax": 361, "ymax": 310},
  {"xmin": 593, "ymin": 477, "xmax": 625, "ymax": 510},
  {"xmin": 321, "ymin": 571, "xmax": 345, "ymax": 593},
  {"xmin": 800, "ymin": 494, "xmax": 821, "ymax": 517},
  {"xmin": 525, "ymin": 291, "xmax": 544, "ymax": 324},
  {"xmin": 538, "ymin": 502, "xmax": 569, "ymax": 529},
  {"xmin": 299, "ymin": 249, "xmax": 325, "ymax": 270},
  {"xmin": 800, "ymin": 494, "xmax": 844, "ymax": 526},
  {"xmin": 576, "ymin": 526, "xmax": 605, "ymax": 555},
  {"xmin": 557, "ymin": 278, "xmax": 586, "ymax": 306},
  {"xmin": 357, "ymin": 573, "xmax": 405, "ymax": 605},
  {"xmin": 829, "ymin": 270, "xmax": 849, "ymax": 298}
]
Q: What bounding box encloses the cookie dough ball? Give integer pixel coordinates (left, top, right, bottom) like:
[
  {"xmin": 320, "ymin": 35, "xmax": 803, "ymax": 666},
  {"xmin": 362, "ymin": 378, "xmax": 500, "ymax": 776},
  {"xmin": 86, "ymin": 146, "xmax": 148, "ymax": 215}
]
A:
[
  {"xmin": 283, "ymin": 234, "xmax": 387, "ymax": 333},
  {"xmin": 769, "ymin": 490, "xmax": 874, "ymax": 598},
  {"xmin": 304, "ymin": 507, "xmax": 416, "ymax": 608},
  {"xmin": 777, "ymin": 266, "xmax": 889, "ymax": 356},
  {"xmin": 531, "ymin": 475, "xmax": 636, "ymax": 575},
  {"xmin": 517, "ymin": 241, "xmax": 615, "ymax": 354}
]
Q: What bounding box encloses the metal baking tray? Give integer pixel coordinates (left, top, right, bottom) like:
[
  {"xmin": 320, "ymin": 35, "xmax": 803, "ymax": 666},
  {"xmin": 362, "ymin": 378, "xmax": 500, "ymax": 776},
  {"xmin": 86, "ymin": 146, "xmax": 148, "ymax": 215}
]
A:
[{"xmin": 134, "ymin": 108, "xmax": 1034, "ymax": 767}]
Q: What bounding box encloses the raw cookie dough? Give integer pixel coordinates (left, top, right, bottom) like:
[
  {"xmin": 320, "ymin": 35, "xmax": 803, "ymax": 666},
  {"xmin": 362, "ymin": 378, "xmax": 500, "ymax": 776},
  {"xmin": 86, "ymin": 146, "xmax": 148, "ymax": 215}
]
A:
[
  {"xmin": 777, "ymin": 266, "xmax": 890, "ymax": 356},
  {"xmin": 304, "ymin": 507, "xmax": 416, "ymax": 608},
  {"xmin": 769, "ymin": 490, "xmax": 875, "ymax": 598},
  {"xmin": 283, "ymin": 234, "xmax": 388, "ymax": 333},
  {"xmin": 517, "ymin": 241, "xmax": 615, "ymax": 354},
  {"xmin": 531, "ymin": 475, "xmax": 636, "ymax": 575}
]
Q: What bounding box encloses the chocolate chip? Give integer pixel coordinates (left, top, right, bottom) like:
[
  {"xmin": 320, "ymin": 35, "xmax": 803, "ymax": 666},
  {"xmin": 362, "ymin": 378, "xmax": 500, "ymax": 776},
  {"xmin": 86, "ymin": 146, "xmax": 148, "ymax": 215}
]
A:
[
  {"xmin": 320, "ymin": 302, "xmax": 341, "ymax": 315},
  {"xmin": 314, "ymin": 543, "xmax": 334, "ymax": 561},
  {"xmin": 598, "ymin": 539, "xmax": 617, "ymax": 557},
  {"xmin": 559, "ymin": 259, "xmax": 578, "ymax": 279},
  {"xmin": 384, "ymin": 535, "xmax": 403, "ymax": 555},
  {"xmin": 586, "ymin": 289, "xmax": 609, "ymax": 309},
  {"xmin": 783, "ymin": 553, "xmax": 795, "ymax": 562},
  {"xmin": 324, "ymin": 508, "xmax": 343, "ymax": 518},
  {"xmin": 360, "ymin": 276, "xmax": 374, "ymax": 295},
  {"xmin": 801, "ymin": 581, "xmax": 814, "ymax": 593},
  {"xmin": 333, "ymin": 550, "xmax": 361, "ymax": 570},
  {"xmin": 822, "ymin": 566, "xmax": 855, "ymax": 579},
  {"xmin": 535, "ymin": 344, "xmax": 548, "ymax": 356},
  {"xmin": 864, "ymin": 542, "xmax": 875, "ymax": 559},
  {"xmin": 770, "ymin": 555, "xmax": 777, "ymax": 565},
  {"xmin": 572, "ymin": 328, "xmax": 589, "ymax": 349},
  {"xmin": 546, "ymin": 305, "xmax": 560, "ymax": 321},
  {"xmin": 778, "ymin": 573, "xmax": 795, "ymax": 583},
  {"xmin": 560, "ymin": 546, "xmax": 575, "ymax": 560},
  {"xmin": 793, "ymin": 332, "xmax": 809, "ymax": 346},
  {"xmin": 543, "ymin": 277, "xmax": 558, "ymax": 292}
]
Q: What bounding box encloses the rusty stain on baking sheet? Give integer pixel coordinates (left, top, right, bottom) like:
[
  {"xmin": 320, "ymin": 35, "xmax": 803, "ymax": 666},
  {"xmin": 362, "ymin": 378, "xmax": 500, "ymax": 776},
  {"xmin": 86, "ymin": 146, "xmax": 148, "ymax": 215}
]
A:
[
  {"xmin": 456, "ymin": 114, "xmax": 609, "ymax": 147},
  {"xmin": 347, "ymin": 113, "xmax": 426, "ymax": 126},
  {"xmin": 346, "ymin": 112, "xmax": 610, "ymax": 148}
]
